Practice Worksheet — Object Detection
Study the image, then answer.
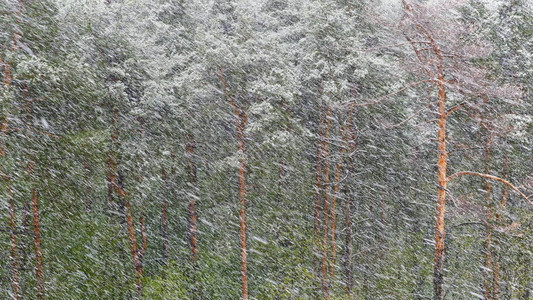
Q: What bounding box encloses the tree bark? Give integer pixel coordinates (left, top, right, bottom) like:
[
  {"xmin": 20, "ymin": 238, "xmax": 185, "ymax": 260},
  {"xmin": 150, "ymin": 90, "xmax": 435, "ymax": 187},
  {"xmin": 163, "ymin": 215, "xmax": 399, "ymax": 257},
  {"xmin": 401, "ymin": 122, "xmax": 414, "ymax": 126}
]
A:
[
  {"xmin": 482, "ymin": 152, "xmax": 494, "ymax": 300},
  {"xmin": 404, "ymin": 9, "xmax": 449, "ymax": 299},
  {"xmin": 9, "ymin": 188, "xmax": 21, "ymax": 300},
  {"xmin": 492, "ymin": 155, "xmax": 509, "ymax": 300},
  {"xmin": 114, "ymin": 173, "xmax": 143, "ymax": 298},
  {"xmin": 217, "ymin": 70, "xmax": 249, "ymax": 300},
  {"xmin": 236, "ymin": 110, "xmax": 248, "ymax": 300},
  {"xmin": 434, "ymin": 72, "xmax": 447, "ymax": 300},
  {"xmin": 160, "ymin": 166, "xmax": 169, "ymax": 266},
  {"xmin": 481, "ymin": 108, "xmax": 494, "ymax": 300},
  {"xmin": 31, "ymin": 188, "xmax": 45, "ymax": 300},
  {"xmin": 186, "ymin": 137, "xmax": 199, "ymax": 266},
  {"xmin": 139, "ymin": 214, "xmax": 147, "ymax": 265},
  {"xmin": 330, "ymin": 105, "xmax": 353, "ymax": 278},
  {"xmin": 106, "ymin": 109, "xmax": 119, "ymax": 209},
  {"xmin": 342, "ymin": 103, "xmax": 355, "ymax": 295},
  {"xmin": 313, "ymin": 105, "xmax": 324, "ymax": 297},
  {"xmin": 320, "ymin": 104, "xmax": 332, "ymax": 299},
  {"xmin": 3, "ymin": 55, "xmax": 12, "ymax": 86}
]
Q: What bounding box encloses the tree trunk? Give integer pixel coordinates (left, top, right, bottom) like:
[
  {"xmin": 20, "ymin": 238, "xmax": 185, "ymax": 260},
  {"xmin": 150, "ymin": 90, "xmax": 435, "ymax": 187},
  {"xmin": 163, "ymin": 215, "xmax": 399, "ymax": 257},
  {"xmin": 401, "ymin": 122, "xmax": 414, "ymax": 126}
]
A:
[
  {"xmin": 31, "ymin": 188, "xmax": 45, "ymax": 300},
  {"xmin": 3, "ymin": 55, "xmax": 12, "ymax": 86},
  {"xmin": 330, "ymin": 105, "xmax": 352, "ymax": 278},
  {"xmin": 320, "ymin": 105, "xmax": 332, "ymax": 299},
  {"xmin": 343, "ymin": 103, "xmax": 355, "ymax": 295},
  {"xmin": 106, "ymin": 156, "xmax": 115, "ymax": 208},
  {"xmin": 329, "ymin": 139, "xmax": 342, "ymax": 279},
  {"xmin": 186, "ymin": 137, "xmax": 199, "ymax": 266},
  {"xmin": 433, "ymin": 73, "xmax": 448, "ymax": 300},
  {"xmin": 186, "ymin": 136, "xmax": 200, "ymax": 300},
  {"xmin": 114, "ymin": 172, "xmax": 143, "ymax": 298},
  {"xmin": 236, "ymin": 110, "xmax": 248, "ymax": 300},
  {"xmin": 482, "ymin": 115, "xmax": 494, "ymax": 300},
  {"xmin": 313, "ymin": 105, "xmax": 324, "ymax": 297},
  {"xmin": 9, "ymin": 188, "xmax": 21, "ymax": 299},
  {"xmin": 106, "ymin": 109, "xmax": 119, "ymax": 209},
  {"xmin": 139, "ymin": 214, "xmax": 147, "ymax": 265},
  {"xmin": 217, "ymin": 70, "xmax": 249, "ymax": 300},
  {"xmin": 160, "ymin": 167, "xmax": 169, "ymax": 266},
  {"xmin": 492, "ymin": 155, "xmax": 509, "ymax": 300},
  {"xmin": 83, "ymin": 162, "xmax": 92, "ymax": 213}
]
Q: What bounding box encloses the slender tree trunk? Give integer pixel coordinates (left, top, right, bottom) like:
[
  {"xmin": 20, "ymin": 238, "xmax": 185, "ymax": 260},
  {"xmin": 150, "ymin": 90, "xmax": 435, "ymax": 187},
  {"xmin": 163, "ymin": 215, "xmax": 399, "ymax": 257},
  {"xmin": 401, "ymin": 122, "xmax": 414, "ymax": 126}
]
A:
[
  {"xmin": 313, "ymin": 106, "xmax": 324, "ymax": 298},
  {"xmin": 160, "ymin": 167, "xmax": 169, "ymax": 266},
  {"xmin": 186, "ymin": 136, "xmax": 200, "ymax": 300},
  {"xmin": 217, "ymin": 70, "xmax": 249, "ymax": 300},
  {"xmin": 9, "ymin": 188, "xmax": 21, "ymax": 299},
  {"xmin": 114, "ymin": 173, "xmax": 143, "ymax": 298},
  {"xmin": 236, "ymin": 110, "xmax": 248, "ymax": 300},
  {"xmin": 106, "ymin": 109, "xmax": 119, "ymax": 209},
  {"xmin": 186, "ymin": 137, "xmax": 199, "ymax": 266},
  {"xmin": 3, "ymin": 55, "xmax": 12, "ymax": 86},
  {"xmin": 20, "ymin": 200, "xmax": 31, "ymax": 275},
  {"xmin": 320, "ymin": 105, "xmax": 332, "ymax": 299},
  {"xmin": 31, "ymin": 188, "xmax": 45, "ymax": 300},
  {"xmin": 492, "ymin": 155, "xmax": 509, "ymax": 300},
  {"xmin": 343, "ymin": 103, "xmax": 355, "ymax": 295},
  {"xmin": 343, "ymin": 190, "xmax": 353, "ymax": 294},
  {"xmin": 83, "ymin": 162, "xmax": 92, "ymax": 213},
  {"xmin": 329, "ymin": 146, "xmax": 342, "ymax": 278},
  {"xmin": 433, "ymin": 73, "xmax": 448, "ymax": 300},
  {"xmin": 106, "ymin": 157, "xmax": 115, "ymax": 208},
  {"xmin": 482, "ymin": 118, "xmax": 494, "ymax": 300},
  {"xmin": 330, "ymin": 106, "xmax": 352, "ymax": 278},
  {"xmin": 139, "ymin": 214, "xmax": 147, "ymax": 265},
  {"xmin": 399, "ymin": 5, "xmax": 449, "ymax": 297}
]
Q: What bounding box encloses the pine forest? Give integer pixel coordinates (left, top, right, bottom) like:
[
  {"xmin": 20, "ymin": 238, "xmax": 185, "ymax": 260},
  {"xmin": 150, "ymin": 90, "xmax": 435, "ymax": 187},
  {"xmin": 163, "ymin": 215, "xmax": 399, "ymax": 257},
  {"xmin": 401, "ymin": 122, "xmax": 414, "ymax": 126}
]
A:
[{"xmin": 0, "ymin": 0, "xmax": 532, "ymax": 299}]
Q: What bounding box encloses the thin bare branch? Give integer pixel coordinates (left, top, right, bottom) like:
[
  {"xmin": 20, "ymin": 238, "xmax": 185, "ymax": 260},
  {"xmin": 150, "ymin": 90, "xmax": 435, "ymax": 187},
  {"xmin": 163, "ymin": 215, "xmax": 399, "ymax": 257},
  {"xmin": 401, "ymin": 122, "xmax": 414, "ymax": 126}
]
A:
[
  {"xmin": 347, "ymin": 79, "xmax": 435, "ymax": 107},
  {"xmin": 448, "ymin": 171, "xmax": 531, "ymax": 205},
  {"xmin": 361, "ymin": 41, "xmax": 431, "ymax": 52},
  {"xmin": 445, "ymin": 101, "xmax": 466, "ymax": 117},
  {"xmin": 384, "ymin": 101, "xmax": 434, "ymax": 129}
]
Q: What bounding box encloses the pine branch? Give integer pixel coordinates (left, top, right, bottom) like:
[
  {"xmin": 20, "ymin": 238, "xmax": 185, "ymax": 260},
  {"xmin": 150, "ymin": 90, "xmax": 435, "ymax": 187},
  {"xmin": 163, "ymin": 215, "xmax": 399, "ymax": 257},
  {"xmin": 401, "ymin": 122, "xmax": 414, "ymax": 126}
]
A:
[
  {"xmin": 348, "ymin": 79, "xmax": 435, "ymax": 107},
  {"xmin": 447, "ymin": 171, "xmax": 531, "ymax": 205}
]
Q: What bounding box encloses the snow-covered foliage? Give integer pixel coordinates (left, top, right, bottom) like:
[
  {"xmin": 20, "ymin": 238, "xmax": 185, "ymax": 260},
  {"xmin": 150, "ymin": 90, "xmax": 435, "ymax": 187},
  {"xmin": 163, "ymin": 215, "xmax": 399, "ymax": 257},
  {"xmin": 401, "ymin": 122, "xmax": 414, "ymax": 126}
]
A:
[{"xmin": 0, "ymin": 0, "xmax": 531, "ymax": 299}]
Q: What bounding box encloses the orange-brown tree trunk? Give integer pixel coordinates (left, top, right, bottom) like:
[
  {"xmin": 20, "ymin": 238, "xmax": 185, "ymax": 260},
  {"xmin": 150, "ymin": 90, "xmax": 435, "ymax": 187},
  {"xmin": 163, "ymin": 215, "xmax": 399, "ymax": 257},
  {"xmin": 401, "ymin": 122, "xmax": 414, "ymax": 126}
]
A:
[
  {"xmin": 236, "ymin": 110, "xmax": 248, "ymax": 300},
  {"xmin": 83, "ymin": 162, "xmax": 92, "ymax": 213},
  {"xmin": 313, "ymin": 105, "xmax": 324, "ymax": 297},
  {"xmin": 481, "ymin": 109, "xmax": 494, "ymax": 300},
  {"xmin": 433, "ymin": 73, "xmax": 447, "ymax": 300},
  {"xmin": 329, "ymin": 109, "xmax": 351, "ymax": 278},
  {"xmin": 343, "ymin": 190, "xmax": 353, "ymax": 295},
  {"xmin": 114, "ymin": 173, "xmax": 143, "ymax": 298},
  {"xmin": 31, "ymin": 188, "xmax": 45, "ymax": 300},
  {"xmin": 492, "ymin": 155, "xmax": 509, "ymax": 300},
  {"xmin": 186, "ymin": 137, "xmax": 199, "ymax": 266},
  {"xmin": 320, "ymin": 105, "xmax": 332, "ymax": 299},
  {"xmin": 105, "ymin": 156, "xmax": 116, "ymax": 208},
  {"xmin": 139, "ymin": 214, "xmax": 147, "ymax": 264},
  {"xmin": 217, "ymin": 70, "xmax": 249, "ymax": 300},
  {"xmin": 9, "ymin": 188, "xmax": 21, "ymax": 299},
  {"xmin": 186, "ymin": 136, "xmax": 200, "ymax": 300},
  {"xmin": 482, "ymin": 176, "xmax": 494, "ymax": 300},
  {"xmin": 399, "ymin": 4, "xmax": 449, "ymax": 297},
  {"xmin": 106, "ymin": 109, "xmax": 119, "ymax": 209},
  {"xmin": 160, "ymin": 167, "xmax": 169, "ymax": 265},
  {"xmin": 3, "ymin": 56, "xmax": 12, "ymax": 86},
  {"xmin": 342, "ymin": 103, "xmax": 355, "ymax": 295}
]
